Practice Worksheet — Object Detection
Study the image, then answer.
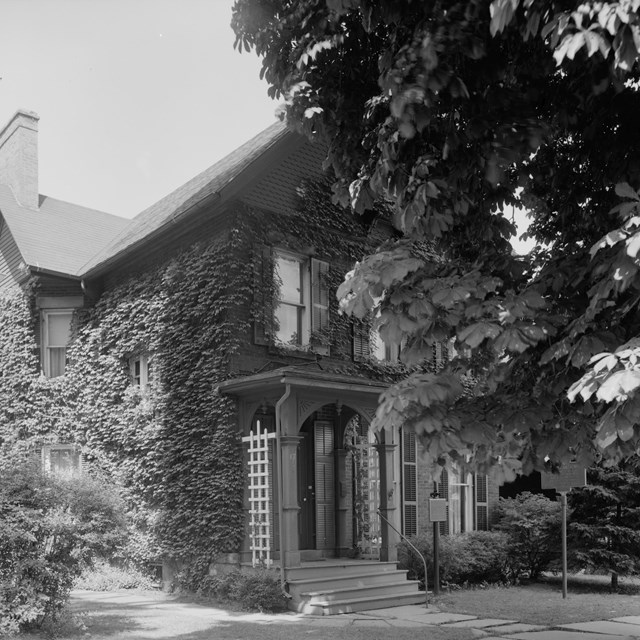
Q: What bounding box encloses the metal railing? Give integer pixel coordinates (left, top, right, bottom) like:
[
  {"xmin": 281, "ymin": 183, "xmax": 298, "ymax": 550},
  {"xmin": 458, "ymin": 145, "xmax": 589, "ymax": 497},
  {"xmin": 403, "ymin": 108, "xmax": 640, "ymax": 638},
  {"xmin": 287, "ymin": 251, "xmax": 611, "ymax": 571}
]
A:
[{"xmin": 377, "ymin": 509, "xmax": 429, "ymax": 607}]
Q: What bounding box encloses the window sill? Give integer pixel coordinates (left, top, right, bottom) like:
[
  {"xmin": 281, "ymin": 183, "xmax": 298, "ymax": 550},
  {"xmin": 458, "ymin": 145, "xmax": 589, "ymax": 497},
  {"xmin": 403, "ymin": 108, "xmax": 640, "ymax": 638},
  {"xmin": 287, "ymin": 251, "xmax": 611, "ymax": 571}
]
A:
[{"xmin": 267, "ymin": 343, "xmax": 329, "ymax": 359}]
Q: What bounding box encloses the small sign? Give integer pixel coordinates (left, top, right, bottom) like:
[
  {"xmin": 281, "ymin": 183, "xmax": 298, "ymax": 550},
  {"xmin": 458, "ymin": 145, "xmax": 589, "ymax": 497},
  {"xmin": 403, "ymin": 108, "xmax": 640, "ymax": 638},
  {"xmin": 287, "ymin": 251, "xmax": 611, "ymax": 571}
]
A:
[
  {"xmin": 540, "ymin": 462, "xmax": 587, "ymax": 493},
  {"xmin": 429, "ymin": 498, "xmax": 447, "ymax": 522}
]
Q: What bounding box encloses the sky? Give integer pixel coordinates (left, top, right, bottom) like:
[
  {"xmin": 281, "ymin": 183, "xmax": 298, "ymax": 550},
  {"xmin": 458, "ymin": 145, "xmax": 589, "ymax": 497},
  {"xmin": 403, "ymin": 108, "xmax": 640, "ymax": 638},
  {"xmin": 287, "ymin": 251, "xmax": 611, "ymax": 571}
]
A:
[
  {"xmin": 0, "ymin": 0, "xmax": 533, "ymax": 251},
  {"xmin": 0, "ymin": 0, "xmax": 278, "ymax": 218}
]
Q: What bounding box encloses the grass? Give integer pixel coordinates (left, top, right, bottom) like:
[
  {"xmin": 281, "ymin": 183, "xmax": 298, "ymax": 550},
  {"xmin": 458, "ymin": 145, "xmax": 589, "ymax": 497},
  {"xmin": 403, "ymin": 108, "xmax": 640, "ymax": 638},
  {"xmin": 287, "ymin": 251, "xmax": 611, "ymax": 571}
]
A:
[{"xmin": 433, "ymin": 573, "xmax": 640, "ymax": 626}]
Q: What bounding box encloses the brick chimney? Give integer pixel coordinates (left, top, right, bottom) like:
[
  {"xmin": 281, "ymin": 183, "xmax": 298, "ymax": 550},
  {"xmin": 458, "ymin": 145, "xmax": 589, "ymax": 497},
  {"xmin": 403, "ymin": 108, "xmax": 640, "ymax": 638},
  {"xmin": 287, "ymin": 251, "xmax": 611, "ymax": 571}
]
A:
[{"xmin": 0, "ymin": 109, "xmax": 40, "ymax": 210}]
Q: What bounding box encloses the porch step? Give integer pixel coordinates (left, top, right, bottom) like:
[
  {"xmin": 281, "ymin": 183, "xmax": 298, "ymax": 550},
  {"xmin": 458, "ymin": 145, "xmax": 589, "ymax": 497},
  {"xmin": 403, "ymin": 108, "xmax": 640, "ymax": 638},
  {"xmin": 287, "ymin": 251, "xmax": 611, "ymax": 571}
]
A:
[
  {"xmin": 287, "ymin": 561, "xmax": 424, "ymax": 615},
  {"xmin": 286, "ymin": 561, "xmax": 399, "ymax": 581},
  {"xmin": 287, "ymin": 570, "xmax": 412, "ymax": 599},
  {"xmin": 297, "ymin": 590, "xmax": 426, "ymax": 616}
]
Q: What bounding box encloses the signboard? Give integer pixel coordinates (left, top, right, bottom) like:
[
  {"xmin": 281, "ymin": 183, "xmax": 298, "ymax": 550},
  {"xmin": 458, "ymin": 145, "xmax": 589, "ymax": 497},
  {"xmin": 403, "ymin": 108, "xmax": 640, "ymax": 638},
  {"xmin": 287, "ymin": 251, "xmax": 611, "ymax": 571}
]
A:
[
  {"xmin": 540, "ymin": 462, "xmax": 587, "ymax": 493},
  {"xmin": 429, "ymin": 498, "xmax": 447, "ymax": 523}
]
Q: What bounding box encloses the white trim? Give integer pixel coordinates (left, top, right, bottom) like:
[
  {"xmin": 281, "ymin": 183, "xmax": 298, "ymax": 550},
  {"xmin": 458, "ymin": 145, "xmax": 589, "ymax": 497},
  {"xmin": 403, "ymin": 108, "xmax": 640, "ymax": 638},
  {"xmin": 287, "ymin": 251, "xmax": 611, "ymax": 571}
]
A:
[{"xmin": 36, "ymin": 296, "xmax": 83, "ymax": 309}]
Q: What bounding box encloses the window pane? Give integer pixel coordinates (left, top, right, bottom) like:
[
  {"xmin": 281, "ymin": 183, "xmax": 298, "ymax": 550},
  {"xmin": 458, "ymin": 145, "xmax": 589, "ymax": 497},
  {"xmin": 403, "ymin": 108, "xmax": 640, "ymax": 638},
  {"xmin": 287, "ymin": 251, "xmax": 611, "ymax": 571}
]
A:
[
  {"xmin": 275, "ymin": 304, "xmax": 301, "ymax": 344},
  {"xmin": 49, "ymin": 448, "xmax": 80, "ymax": 476},
  {"xmin": 48, "ymin": 347, "xmax": 66, "ymax": 377},
  {"xmin": 276, "ymin": 255, "xmax": 303, "ymax": 304},
  {"xmin": 47, "ymin": 312, "xmax": 72, "ymax": 346}
]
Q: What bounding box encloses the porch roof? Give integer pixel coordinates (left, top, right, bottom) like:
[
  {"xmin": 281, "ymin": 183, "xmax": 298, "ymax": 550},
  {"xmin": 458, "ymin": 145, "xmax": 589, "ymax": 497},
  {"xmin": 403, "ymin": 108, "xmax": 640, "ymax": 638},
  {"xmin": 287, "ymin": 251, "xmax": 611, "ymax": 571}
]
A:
[{"xmin": 218, "ymin": 365, "xmax": 388, "ymax": 399}]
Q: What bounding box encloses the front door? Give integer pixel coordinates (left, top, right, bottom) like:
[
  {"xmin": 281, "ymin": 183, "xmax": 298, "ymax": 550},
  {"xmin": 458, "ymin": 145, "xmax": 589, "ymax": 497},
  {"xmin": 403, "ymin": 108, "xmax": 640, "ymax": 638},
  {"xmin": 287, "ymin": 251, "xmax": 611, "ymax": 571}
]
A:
[
  {"xmin": 298, "ymin": 426, "xmax": 315, "ymax": 549},
  {"xmin": 298, "ymin": 420, "xmax": 336, "ymax": 551}
]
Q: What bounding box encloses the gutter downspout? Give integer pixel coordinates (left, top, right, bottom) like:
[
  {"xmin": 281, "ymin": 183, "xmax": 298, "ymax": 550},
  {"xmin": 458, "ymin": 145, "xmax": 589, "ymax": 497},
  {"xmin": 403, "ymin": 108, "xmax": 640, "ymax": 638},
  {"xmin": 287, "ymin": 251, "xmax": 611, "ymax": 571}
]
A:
[{"xmin": 275, "ymin": 383, "xmax": 291, "ymax": 592}]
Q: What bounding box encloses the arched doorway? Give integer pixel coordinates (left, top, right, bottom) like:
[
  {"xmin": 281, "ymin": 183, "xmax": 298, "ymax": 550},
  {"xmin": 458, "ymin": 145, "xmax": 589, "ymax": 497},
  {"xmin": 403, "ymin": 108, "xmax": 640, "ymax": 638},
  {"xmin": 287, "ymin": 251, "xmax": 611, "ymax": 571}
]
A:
[{"xmin": 344, "ymin": 414, "xmax": 381, "ymax": 559}]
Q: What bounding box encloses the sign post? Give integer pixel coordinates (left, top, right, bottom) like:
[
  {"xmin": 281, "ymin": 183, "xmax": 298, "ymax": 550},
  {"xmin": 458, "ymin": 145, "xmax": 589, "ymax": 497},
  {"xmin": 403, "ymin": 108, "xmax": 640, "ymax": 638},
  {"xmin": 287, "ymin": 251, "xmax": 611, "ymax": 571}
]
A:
[
  {"xmin": 540, "ymin": 462, "xmax": 587, "ymax": 599},
  {"xmin": 560, "ymin": 491, "xmax": 568, "ymax": 599},
  {"xmin": 429, "ymin": 497, "xmax": 447, "ymax": 596}
]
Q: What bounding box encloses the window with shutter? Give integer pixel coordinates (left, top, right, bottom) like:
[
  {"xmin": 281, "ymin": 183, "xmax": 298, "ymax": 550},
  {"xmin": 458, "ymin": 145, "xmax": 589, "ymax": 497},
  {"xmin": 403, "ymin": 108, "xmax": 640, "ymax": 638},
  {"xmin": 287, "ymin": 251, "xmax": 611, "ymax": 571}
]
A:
[
  {"xmin": 352, "ymin": 322, "xmax": 371, "ymax": 359},
  {"xmin": 257, "ymin": 248, "xmax": 331, "ymax": 349},
  {"xmin": 310, "ymin": 258, "xmax": 329, "ymax": 332},
  {"xmin": 253, "ymin": 245, "xmax": 273, "ymax": 345},
  {"xmin": 437, "ymin": 469, "xmax": 450, "ymax": 536},
  {"xmin": 474, "ymin": 473, "xmax": 489, "ymax": 530},
  {"xmin": 402, "ymin": 429, "xmax": 418, "ymax": 537}
]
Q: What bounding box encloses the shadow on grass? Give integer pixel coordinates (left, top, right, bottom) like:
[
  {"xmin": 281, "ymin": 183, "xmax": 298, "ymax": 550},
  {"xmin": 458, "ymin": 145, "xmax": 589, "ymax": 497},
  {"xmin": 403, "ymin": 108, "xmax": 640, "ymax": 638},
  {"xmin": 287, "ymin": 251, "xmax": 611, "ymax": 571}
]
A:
[{"xmin": 540, "ymin": 573, "xmax": 640, "ymax": 595}]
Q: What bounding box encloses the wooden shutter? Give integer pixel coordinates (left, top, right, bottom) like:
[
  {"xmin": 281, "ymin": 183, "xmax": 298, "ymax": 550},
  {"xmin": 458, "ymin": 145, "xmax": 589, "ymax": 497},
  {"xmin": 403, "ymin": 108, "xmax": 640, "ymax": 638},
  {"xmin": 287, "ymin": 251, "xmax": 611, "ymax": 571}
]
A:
[
  {"xmin": 437, "ymin": 469, "xmax": 450, "ymax": 536},
  {"xmin": 402, "ymin": 429, "xmax": 418, "ymax": 537},
  {"xmin": 253, "ymin": 245, "xmax": 272, "ymax": 345},
  {"xmin": 474, "ymin": 473, "xmax": 489, "ymax": 531},
  {"xmin": 310, "ymin": 258, "xmax": 329, "ymax": 332},
  {"xmin": 352, "ymin": 322, "xmax": 371, "ymax": 359},
  {"xmin": 314, "ymin": 421, "xmax": 335, "ymax": 550}
]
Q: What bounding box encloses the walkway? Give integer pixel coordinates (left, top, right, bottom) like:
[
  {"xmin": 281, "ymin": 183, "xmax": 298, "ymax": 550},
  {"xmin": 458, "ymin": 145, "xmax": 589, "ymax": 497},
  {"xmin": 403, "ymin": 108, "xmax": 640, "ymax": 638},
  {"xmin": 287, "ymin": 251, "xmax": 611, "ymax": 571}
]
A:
[{"xmin": 70, "ymin": 591, "xmax": 640, "ymax": 639}]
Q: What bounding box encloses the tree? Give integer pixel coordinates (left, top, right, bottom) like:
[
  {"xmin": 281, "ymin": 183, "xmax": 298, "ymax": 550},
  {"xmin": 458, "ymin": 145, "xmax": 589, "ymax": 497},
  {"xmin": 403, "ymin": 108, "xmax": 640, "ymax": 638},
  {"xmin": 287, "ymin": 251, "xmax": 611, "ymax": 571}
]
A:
[
  {"xmin": 232, "ymin": 0, "xmax": 640, "ymax": 480},
  {"xmin": 568, "ymin": 460, "xmax": 640, "ymax": 589},
  {"xmin": 494, "ymin": 492, "xmax": 561, "ymax": 580}
]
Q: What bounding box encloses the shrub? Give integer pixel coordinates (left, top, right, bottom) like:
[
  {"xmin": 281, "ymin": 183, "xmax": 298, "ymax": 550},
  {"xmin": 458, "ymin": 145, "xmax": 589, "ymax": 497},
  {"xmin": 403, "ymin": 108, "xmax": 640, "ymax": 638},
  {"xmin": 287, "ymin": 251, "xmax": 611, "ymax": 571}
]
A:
[
  {"xmin": 75, "ymin": 560, "xmax": 156, "ymax": 591},
  {"xmin": 193, "ymin": 569, "xmax": 288, "ymax": 612},
  {"xmin": 398, "ymin": 530, "xmax": 510, "ymax": 587},
  {"xmin": 494, "ymin": 492, "xmax": 562, "ymax": 580},
  {"xmin": 0, "ymin": 461, "xmax": 127, "ymax": 634}
]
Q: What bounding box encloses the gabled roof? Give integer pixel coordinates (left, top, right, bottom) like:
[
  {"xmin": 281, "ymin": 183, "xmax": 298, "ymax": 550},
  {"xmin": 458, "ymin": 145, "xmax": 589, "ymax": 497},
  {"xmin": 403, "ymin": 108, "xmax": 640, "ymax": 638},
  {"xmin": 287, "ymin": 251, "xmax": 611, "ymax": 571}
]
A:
[
  {"xmin": 0, "ymin": 184, "xmax": 129, "ymax": 278},
  {"xmin": 79, "ymin": 120, "xmax": 290, "ymax": 277}
]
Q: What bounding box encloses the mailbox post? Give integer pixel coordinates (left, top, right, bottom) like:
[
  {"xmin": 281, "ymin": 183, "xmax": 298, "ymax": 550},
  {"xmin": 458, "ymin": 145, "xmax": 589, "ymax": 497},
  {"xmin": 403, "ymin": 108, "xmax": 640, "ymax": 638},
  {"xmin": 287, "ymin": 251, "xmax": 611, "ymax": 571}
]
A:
[
  {"xmin": 540, "ymin": 462, "xmax": 587, "ymax": 599},
  {"xmin": 429, "ymin": 497, "xmax": 447, "ymax": 596}
]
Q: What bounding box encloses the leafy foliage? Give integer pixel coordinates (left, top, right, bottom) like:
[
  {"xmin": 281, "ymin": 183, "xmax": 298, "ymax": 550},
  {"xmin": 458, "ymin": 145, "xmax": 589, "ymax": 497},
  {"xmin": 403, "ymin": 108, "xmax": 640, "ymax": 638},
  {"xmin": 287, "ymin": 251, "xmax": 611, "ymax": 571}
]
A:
[
  {"xmin": 187, "ymin": 569, "xmax": 288, "ymax": 612},
  {"xmin": 232, "ymin": 0, "xmax": 640, "ymax": 479},
  {"xmin": 568, "ymin": 461, "xmax": 640, "ymax": 587},
  {"xmin": 398, "ymin": 530, "xmax": 511, "ymax": 587},
  {"xmin": 494, "ymin": 492, "xmax": 562, "ymax": 580},
  {"xmin": 0, "ymin": 462, "xmax": 125, "ymax": 634}
]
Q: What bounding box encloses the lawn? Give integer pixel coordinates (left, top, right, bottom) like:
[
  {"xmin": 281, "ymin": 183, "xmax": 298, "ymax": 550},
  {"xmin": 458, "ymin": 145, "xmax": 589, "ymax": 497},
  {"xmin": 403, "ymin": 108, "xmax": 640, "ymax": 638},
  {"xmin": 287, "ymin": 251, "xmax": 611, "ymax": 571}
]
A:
[{"xmin": 433, "ymin": 574, "xmax": 640, "ymax": 626}]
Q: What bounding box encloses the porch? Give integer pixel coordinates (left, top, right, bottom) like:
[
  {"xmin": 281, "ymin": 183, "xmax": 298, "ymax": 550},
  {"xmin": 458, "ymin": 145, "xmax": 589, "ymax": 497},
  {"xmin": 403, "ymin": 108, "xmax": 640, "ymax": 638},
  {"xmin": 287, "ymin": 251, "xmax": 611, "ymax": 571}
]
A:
[{"xmin": 219, "ymin": 366, "xmax": 423, "ymax": 612}]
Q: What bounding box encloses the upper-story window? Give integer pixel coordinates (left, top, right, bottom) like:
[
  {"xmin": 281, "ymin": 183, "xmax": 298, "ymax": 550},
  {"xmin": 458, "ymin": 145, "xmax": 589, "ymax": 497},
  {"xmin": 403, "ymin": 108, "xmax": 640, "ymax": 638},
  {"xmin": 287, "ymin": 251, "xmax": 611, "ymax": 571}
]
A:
[
  {"xmin": 130, "ymin": 353, "xmax": 153, "ymax": 388},
  {"xmin": 272, "ymin": 249, "xmax": 329, "ymax": 348},
  {"xmin": 41, "ymin": 310, "xmax": 73, "ymax": 377},
  {"xmin": 371, "ymin": 328, "xmax": 401, "ymax": 362},
  {"xmin": 275, "ymin": 251, "xmax": 308, "ymax": 345}
]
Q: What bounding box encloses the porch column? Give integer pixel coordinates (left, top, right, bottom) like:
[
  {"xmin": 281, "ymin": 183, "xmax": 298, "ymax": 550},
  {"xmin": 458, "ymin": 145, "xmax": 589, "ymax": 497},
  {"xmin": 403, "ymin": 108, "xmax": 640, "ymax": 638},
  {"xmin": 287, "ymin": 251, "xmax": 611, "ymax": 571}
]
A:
[
  {"xmin": 375, "ymin": 442, "xmax": 399, "ymax": 562},
  {"xmin": 335, "ymin": 448, "xmax": 351, "ymax": 556},
  {"xmin": 280, "ymin": 434, "xmax": 302, "ymax": 567}
]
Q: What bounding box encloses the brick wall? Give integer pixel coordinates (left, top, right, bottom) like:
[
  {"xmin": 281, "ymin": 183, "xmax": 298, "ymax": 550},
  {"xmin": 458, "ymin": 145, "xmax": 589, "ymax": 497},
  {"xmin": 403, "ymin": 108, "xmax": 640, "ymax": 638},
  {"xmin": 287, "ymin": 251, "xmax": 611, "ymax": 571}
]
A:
[{"xmin": 0, "ymin": 110, "xmax": 39, "ymax": 210}]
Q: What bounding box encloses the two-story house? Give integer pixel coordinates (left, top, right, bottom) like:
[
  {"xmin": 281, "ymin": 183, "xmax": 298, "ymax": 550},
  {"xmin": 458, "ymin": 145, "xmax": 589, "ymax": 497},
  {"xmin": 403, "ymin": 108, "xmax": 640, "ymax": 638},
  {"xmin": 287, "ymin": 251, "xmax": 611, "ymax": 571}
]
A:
[{"xmin": 0, "ymin": 109, "xmax": 498, "ymax": 614}]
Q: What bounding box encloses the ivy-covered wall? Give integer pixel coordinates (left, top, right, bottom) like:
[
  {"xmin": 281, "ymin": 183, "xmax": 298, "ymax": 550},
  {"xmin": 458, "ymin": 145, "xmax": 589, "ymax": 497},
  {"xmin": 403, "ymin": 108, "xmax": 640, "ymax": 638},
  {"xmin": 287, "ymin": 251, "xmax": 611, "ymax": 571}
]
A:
[{"xmin": 0, "ymin": 179, "xmax": 404, "ymax": 574}]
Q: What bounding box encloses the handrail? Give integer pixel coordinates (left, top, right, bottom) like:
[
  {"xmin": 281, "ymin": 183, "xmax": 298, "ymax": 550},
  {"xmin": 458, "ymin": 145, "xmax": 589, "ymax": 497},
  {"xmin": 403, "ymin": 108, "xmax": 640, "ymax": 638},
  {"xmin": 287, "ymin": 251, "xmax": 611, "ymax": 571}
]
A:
[{"xmin": 377, "ymin": 509, "xmax": 429, "ymax": 607}]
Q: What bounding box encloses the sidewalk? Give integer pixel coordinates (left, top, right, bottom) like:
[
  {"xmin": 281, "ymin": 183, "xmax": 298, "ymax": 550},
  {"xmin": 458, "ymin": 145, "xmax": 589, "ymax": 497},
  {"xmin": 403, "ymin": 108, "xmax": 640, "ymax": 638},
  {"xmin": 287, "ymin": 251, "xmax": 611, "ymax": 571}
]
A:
[
  {"xmin": 70, "ymin": 591, "xmax": 640, "ymax": 639},
  {"xmin": 329, "ymin": 605, "xmax": 640, "ymax": 638}
]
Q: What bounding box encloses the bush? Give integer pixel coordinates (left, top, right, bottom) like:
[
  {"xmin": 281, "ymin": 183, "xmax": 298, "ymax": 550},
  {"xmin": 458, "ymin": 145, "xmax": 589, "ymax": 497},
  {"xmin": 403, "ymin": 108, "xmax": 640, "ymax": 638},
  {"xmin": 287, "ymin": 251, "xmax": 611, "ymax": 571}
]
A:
[
  {"xmin": 194, "ymin": 569, "xmax": 288, "ymax": 612},
  {"xmin": 494, "ymin": 492, "xmax": 562, "ymax": 580},
  {"xmin": 398, "ymin": 530, "xmax": 510, "ymax": 587},
  {"xmin": 0, "ymin": 462, "xmax": 126, "ymax": 635},
  {"xmin": 75, "ymin": 560, "xmax": 156, "ymax": 591}
]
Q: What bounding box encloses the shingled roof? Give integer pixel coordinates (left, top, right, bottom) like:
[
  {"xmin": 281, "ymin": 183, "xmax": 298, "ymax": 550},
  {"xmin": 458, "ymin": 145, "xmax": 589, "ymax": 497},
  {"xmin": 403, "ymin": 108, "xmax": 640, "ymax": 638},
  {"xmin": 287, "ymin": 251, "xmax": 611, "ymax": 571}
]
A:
[
  {"xmin": 0, "ymin": 119, "xmax": 293, "ymax": 280},
  {"xmin": 0, "ymin": 184, "xmax": 129, "ymax": 278},
  {"xmin": 78, "ymin": 120, "xmax": 289, "ymax": 277}
]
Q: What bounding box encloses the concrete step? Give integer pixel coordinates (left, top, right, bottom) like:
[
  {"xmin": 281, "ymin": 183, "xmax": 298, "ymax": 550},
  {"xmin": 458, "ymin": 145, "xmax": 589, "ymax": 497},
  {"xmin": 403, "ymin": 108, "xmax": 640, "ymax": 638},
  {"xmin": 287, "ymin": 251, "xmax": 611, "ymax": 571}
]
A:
[
  {"xmin": 297, "ymin": 591, "xmax": 427, "ymax": 616},
  {"xmin": 287, "ymin": 569, "xmax": 411, "ymax": 598},
  {"xmin": 302, "ymin": 580, "xmax": 421, "ymax": 603},
  {"xmin": 286, "ymin": 561, "xmax": 399, "ymax": 581}
]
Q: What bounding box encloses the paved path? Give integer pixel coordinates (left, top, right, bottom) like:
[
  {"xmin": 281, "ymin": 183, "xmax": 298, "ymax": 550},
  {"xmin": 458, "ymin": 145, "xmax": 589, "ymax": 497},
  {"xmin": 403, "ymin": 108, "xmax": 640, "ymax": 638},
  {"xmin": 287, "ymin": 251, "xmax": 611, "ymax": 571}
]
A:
[{"xmin": 70, "ymin": 591, "xmax": 640, "ymax": 639}]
